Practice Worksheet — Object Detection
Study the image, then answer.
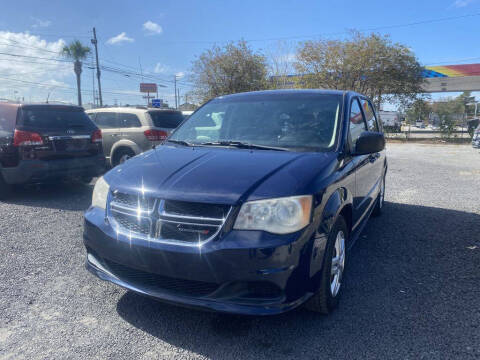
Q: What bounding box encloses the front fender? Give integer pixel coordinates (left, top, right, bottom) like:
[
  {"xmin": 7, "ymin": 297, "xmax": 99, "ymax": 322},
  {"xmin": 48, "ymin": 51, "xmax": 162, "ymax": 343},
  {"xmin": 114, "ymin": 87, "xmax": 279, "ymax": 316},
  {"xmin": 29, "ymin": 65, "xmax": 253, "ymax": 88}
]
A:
[{"xmin": 308, "ymin": 188, "xmax": 352, "ymax": 285}]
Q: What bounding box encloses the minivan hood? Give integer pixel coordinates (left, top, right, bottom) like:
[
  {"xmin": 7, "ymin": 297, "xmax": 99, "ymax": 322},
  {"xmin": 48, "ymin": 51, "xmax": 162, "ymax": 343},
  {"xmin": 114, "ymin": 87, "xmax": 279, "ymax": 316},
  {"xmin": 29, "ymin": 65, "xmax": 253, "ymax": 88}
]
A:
[{"xmin": 104, "ymin": 144, "xmax": 337, "ymax": 205}]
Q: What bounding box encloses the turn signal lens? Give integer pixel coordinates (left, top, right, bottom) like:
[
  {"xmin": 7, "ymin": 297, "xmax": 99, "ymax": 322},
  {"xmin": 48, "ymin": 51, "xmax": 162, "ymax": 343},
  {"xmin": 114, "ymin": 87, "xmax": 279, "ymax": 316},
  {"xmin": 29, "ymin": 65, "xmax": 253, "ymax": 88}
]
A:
[
  {"xmin": 13, "ymin": 129, "xmax": 43, "ymax": 146},
  {"xmin": 144, "ymin": 129, "xmax": 168, "ymax": 141},
  {"xmin": 91, "ymin": 129, "xmax": 102, "ymax": 143}
]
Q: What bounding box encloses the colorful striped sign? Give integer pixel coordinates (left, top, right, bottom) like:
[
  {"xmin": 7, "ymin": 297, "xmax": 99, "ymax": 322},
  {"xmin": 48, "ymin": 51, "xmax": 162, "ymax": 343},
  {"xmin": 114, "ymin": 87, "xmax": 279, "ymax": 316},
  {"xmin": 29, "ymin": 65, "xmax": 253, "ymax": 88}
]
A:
[{"xmin": 423, "ymin": 63, "xmax": 480, "ymax": 78}]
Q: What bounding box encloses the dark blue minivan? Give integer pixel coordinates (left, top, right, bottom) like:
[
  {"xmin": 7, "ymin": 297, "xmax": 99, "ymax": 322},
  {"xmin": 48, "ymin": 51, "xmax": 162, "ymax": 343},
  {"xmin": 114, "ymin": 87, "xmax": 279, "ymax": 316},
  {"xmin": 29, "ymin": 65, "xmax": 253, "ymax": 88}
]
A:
[{"xmin": 83, "ymin": 90, "xmax": 387, "ymax": 315}]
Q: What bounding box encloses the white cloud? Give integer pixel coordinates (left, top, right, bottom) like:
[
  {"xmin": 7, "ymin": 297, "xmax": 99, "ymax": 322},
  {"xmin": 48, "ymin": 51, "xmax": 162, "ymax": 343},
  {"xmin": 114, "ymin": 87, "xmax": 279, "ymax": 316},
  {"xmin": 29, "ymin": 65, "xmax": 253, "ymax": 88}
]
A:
[
  {"xmin": 175, "ymin": 71, "xmax": 185, "ymax": 78},
  {"xmin": 154, "ymin": 63, "xmax": 169, "ymax": 73},
  {"xmin": 31, "ymin": 17, "xmax": 51, "ymax": 28},
  {"xmin": 143, "ymin": 21, "xmax": 163, "ymax": 35},
  {"xmin": 0, "ymin": 31, "xmax": 76, "ymax": 102},
  {"xmin": 107, "ymin": 32, "xmax": 134, "ymax": 45},
  {"xmin": 452, "ymin": 0, "xmax": 475, "ymax": 7}
]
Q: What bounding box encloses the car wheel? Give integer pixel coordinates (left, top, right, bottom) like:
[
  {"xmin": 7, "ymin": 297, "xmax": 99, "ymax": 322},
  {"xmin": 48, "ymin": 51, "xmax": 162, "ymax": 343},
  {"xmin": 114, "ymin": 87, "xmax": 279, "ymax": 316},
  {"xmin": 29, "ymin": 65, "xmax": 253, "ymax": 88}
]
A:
[
  {"xmin": 305, "ymin": 216, "xmax": 347, "ymax": 314},
  {"xmin": 0, "ymin": 173, "xmax": 12, "ymax": 200},
  {"xmin": 112, "ymin": 148, "xmax": 135, "ymax": 167},
  {"xmin": 372, "ymin": 175, "xmax": 385, "ymax": 217}
]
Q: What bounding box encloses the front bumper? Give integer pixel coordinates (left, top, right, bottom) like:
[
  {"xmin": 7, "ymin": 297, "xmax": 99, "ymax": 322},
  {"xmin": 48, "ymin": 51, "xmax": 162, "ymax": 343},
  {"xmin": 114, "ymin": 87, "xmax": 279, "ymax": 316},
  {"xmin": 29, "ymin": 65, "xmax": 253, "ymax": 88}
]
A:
[
  {"xmin": 83, "ymin": 207, "xmax": 325, "ymax": 315},
  {"xmin": 2, "ymin": 155, "xmax": 106, "ymax": 184}
]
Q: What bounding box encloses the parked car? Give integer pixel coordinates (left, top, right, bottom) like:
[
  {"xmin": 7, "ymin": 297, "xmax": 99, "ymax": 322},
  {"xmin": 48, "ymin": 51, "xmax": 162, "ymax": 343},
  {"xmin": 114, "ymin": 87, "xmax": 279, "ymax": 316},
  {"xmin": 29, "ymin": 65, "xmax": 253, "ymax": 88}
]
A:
[
  {"xmin": 0, "ymin": 103, "xmax": 105, "ymax": 199},
  {"xmin": 473, "ymin": 124, "xmax": 480, "ymax": 148},
  {"xmin": 83, "ymin": 90, "xmax": 387, "ymax": 315},
  {"xmin": 86, "ymin": 107, "xmax": 184, "ymax": 167}
]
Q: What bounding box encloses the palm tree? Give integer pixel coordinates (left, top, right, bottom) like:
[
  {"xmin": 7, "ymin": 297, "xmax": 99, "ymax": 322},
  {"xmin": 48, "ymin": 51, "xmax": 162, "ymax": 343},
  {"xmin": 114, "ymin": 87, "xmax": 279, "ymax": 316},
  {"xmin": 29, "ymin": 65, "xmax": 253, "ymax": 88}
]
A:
[{"xmin": 61, "ymin": 40, "xmax": 91, "ymax": 106}]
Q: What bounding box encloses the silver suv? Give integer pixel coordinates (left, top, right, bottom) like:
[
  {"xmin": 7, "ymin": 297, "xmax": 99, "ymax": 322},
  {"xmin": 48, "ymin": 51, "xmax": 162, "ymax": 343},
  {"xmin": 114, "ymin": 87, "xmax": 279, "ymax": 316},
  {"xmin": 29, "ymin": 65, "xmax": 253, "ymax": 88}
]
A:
[{"xmin": 86, "ymin": 107, "xmax": 184, "ymax": 166}]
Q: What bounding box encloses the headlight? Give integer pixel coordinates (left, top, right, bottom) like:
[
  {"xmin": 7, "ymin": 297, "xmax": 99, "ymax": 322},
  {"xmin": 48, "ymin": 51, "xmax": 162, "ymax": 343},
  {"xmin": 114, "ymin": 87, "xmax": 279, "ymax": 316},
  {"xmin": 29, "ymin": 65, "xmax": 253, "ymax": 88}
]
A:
[
  {"xmin": 92, "ymin": 176, "xmax": 109, "ymax": 210},
  {"xmin": 234, "ymin": 195, "xmax": 312, "ymax": 234}
]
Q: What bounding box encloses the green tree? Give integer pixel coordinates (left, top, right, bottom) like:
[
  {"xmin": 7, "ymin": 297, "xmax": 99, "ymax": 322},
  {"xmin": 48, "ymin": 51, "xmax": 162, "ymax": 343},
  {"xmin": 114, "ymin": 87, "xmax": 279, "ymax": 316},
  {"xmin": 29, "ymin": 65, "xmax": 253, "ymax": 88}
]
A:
[
  {"xmin": 405, "ymin": 99, "xmax": 431, "ymax": 125},
  {"xmin": 61, "ymin": 40, "xmax": 91, "ymax": 106},
  {"xmin": 294, "ymin": 32, "xmax": 425, "ymax": 109},
  {"xmin": 432, "ymin": 99, "xmax": 463, "ymax": 138},
  {"xmin": 190, "ymin": 41, "xmax": 268, "ymax": 102}
]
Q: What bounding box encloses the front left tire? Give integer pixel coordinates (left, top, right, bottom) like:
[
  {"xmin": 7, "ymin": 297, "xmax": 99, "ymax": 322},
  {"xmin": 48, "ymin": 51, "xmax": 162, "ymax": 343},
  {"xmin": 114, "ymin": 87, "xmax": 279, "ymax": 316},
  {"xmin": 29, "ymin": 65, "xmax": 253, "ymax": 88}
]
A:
[{"xmin": 305, "ymin": 215, "xmax": 348, "ymax": 314}]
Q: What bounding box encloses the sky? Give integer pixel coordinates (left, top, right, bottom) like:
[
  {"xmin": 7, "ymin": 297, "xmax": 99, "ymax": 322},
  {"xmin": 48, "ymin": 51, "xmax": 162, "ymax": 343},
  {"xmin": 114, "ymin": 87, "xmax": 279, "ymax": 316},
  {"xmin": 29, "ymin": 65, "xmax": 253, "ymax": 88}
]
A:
[{"xmin": 1, "ymin": 0, "xmax": 480, "ymax": 108}]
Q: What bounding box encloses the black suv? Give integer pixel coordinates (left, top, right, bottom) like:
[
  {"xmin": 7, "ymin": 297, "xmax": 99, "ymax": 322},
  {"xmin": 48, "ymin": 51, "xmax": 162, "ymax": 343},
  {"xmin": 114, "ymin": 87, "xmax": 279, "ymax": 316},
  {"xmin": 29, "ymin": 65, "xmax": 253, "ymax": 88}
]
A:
[{"xmin": 0, "ymin": 103, "xmax": 105, "ymax": 199}]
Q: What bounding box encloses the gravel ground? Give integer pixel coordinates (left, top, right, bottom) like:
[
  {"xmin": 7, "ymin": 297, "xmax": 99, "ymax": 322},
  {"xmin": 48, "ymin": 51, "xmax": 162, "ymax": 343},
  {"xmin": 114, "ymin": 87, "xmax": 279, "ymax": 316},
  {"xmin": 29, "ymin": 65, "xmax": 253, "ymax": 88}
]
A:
[{"xmin": 1, "ymin": 143, "xmax": 479, "ymax": 360}]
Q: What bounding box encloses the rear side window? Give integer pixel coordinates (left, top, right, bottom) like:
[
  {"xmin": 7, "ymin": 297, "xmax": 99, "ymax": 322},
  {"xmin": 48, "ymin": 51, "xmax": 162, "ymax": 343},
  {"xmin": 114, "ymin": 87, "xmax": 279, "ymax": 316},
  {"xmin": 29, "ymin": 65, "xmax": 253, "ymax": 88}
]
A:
[
  {"xmin": 360, "ymin": 99, "xmax": 379, "ymax": 132},
  {"xmin": 149, "ymin": 111, "xmax": 184, "ymax": 128},
  {"xmin": 94, "ymin": 112, "xmax": 118, "ymax": 129},
  {"xmin": 349, "ymin": 99, "xmax": 367, "ymax": 147},
  {"xmin": 118, "ymin": 113, "xmax": 141, "ymax": 128},
  {"xmin": 18, "ymin": 107, "xmax": 95, "ymax": 130},
  {"xmin": 0, "ymin": 105, "xmax": 18, "ymax": 135}
]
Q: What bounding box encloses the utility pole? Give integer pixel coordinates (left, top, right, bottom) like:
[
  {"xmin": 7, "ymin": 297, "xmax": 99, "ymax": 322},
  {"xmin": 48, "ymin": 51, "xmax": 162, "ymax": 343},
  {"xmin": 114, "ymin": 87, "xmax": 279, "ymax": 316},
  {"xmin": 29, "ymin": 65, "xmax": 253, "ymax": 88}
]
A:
[
  {"xmin": 91, "ymin": 65, "xmax": 96, "ymax": 107},
  {"xmin": 177, "ymin": 88, "xmax": 180, "ymax": 109},
  {"xmin": 174, "ymin": 75, "xmax": 178, "ymax": 109},
  {"xmin": 91, "ymin": 28, "xmax": 103, "ymax": 107}
]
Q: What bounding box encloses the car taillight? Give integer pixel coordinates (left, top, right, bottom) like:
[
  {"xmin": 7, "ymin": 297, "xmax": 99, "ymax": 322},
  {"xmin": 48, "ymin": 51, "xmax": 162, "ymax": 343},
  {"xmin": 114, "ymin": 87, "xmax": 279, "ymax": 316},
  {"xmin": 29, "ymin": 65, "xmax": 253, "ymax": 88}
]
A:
[
  {"xmin": 91, "ymin": 129, "xmax": 102, "ymax": 143},
  {"xmin": 144, "ymin": 129, "xmax": 167, "ymax": 141},
  {"xmin": 13, "ymin": 129, "xmax": 43, "ymax": 146}
]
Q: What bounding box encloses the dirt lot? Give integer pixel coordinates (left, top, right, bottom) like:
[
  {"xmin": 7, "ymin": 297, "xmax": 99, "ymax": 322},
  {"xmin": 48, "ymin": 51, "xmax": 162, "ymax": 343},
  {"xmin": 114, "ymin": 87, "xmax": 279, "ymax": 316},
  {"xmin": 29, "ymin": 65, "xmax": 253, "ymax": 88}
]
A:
[{"xmin": 1, "ymin": 143, "xmax": 479, "ymax": 359}]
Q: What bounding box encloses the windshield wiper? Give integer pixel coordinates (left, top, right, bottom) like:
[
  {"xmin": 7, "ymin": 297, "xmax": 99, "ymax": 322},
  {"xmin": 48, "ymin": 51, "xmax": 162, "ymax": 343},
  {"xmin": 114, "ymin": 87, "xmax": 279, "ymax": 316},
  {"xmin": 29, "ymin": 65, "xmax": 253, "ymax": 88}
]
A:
[
  {"xmin": 199, "ymin": 141, "xmax": 288, "ymax": 151},
  {"xmin": 166, "ymin": 139, "xmax": 194, "ymax": 147}
]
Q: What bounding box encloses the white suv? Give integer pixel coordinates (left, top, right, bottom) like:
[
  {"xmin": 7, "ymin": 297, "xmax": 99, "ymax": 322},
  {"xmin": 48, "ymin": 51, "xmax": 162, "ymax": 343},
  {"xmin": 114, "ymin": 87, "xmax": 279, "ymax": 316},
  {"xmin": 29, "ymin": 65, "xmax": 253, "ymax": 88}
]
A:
[{"xmin": 86, "ymin": 107, "xmax": 184, "ymax": 166}]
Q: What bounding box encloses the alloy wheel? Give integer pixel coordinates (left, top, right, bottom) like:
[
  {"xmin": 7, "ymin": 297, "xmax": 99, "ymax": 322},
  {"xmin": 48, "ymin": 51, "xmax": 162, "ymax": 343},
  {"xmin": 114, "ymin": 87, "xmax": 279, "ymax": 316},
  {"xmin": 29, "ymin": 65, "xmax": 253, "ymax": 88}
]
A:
[{"xmin": 330, "ymin": 230, "xmax": 345, "ymax": 297}]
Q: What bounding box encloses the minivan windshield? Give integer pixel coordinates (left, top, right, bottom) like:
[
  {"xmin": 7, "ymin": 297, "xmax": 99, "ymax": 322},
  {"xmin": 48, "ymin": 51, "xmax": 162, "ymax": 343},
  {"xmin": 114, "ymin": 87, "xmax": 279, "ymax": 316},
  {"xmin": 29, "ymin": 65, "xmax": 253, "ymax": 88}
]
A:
[
  {"xmin": 169, "ymin": 93, "xmax": 342, "ymax": 151},
  {"xmin": 17, "ymin": 106, "xmax": 94, "ymax": 130}
]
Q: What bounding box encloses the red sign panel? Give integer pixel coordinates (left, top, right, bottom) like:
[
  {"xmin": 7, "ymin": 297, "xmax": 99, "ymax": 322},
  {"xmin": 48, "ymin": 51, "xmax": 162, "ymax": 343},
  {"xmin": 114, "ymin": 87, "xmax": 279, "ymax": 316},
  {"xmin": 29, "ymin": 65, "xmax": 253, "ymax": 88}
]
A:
[{"xmin": 140, "ymin": 83, "xmax": 157, "ymax": 93}]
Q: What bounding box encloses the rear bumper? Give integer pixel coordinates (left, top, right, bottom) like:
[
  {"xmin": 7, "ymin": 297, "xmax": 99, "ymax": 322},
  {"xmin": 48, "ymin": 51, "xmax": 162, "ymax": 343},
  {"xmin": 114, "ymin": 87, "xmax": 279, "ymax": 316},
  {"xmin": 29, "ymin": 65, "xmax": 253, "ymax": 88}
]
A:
[
  {"xmin": 1, "ymin": 155, "xmax": 106, "ymax": 184},
  {"xmin": 83, "ymin": 206, "xmax": 324, "ymax": 315}
]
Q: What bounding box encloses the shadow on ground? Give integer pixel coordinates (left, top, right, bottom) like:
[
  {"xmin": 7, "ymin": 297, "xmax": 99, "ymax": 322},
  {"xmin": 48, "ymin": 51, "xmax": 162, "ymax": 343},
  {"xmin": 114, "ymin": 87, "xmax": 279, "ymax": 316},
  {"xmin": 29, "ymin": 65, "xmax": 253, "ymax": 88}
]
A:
[
  {"xmin": 114, "ymin": 201, "xmax": 480, "ymax": 359},
  {"xmin": 4, "ymin": 181, "xmax": 94, "ymax": 211}
]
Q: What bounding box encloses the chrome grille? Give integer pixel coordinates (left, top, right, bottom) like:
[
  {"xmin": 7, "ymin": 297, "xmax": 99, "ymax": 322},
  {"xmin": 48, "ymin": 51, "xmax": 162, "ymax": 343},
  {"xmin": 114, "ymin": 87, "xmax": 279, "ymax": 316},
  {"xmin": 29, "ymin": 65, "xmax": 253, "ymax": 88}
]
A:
[
  {"xmin": 108, "ymin": 192, "xmax": 230, "ymax": 245},
  {"xmin": 112, "ymin": 211, "xmax": 151, "ymax": 236},
  {"xmin": 111, "ymin": 191, "xmax": 155, "ymax": 212}
]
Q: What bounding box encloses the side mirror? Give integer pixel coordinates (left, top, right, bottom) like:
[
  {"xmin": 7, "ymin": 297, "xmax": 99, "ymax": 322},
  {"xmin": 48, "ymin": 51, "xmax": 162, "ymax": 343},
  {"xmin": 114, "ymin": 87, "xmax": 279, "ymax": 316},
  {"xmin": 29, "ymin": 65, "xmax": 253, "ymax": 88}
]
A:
[{"xmin": 354, "ymin": 131, "xmax": 385, "ymax": 155}]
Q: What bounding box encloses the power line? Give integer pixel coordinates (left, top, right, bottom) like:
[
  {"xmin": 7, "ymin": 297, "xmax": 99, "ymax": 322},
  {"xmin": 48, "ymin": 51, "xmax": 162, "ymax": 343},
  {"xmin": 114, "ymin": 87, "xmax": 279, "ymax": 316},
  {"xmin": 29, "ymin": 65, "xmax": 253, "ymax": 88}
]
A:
[{"xmin": 0, "ymin": 75, "xmax": 143, "ymax": 97}]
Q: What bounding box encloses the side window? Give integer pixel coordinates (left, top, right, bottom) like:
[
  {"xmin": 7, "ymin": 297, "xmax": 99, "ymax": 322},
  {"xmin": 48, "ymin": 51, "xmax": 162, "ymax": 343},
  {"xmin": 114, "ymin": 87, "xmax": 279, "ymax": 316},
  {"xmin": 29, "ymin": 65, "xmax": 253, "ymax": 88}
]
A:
[
  {"xmin": 0, "ymin": 106, "xmax": 17, "ymax": 137},
  {"xmin": 118, "ymin": 113, "xmax": 141, "ymax": 128},
  {"xmin": 361, "ymin": 99, "xmax": 379, "ymax": 132},
  {"xmin": 94, "ymin": 112, "xmax": 118, "ymax": 129},
  {"xmin": 349, "ymin": 99, "xmax": 367, "ymax": 147}
]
